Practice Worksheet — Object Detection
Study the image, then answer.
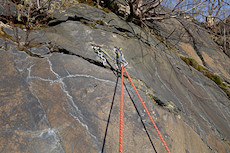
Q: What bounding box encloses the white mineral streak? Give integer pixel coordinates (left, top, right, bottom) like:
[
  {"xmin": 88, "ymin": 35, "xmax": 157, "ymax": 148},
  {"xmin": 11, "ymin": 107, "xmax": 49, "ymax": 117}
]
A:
[
  {"xmin": 155, "ymin": 66, "xmax": 185, "ymax": 112},
  {"xmin": 46, "ymin": 57, "xmax": 99, "ymax": 143},
  {"xmin": 25, "ymin": 55, "xmax": 114, "ymax": 145},
  {"xmin": 27, "ymin": 64, "xmax": 65, "ymax": 153}
]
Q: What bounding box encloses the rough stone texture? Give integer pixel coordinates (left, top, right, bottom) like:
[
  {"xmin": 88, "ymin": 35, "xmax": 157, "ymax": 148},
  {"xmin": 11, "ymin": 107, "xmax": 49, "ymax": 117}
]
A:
[
  {"xmin": 0, "ymin": 3, "xmax": 230, "ymax": 153},
  {"xmin": 151, "ymin": 18, "xmax": 230, "ymax": 82}
]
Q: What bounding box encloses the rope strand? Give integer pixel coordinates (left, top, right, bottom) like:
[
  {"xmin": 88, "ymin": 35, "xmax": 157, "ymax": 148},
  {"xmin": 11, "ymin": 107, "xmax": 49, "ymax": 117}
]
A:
[
  {"xmin": 124, "ymin": 67, "xmax": 170, "ymax": 153},
  {"xmin": 123, "ymin": 82, "xmax": 158, "ymax": 153},
  {"xmin": 101, "ymin": 70, "xmax": 120, "ymax": 153},
  {"xmin": 119, "ymin": 65, "xmax": 124, "ymax": 153}
]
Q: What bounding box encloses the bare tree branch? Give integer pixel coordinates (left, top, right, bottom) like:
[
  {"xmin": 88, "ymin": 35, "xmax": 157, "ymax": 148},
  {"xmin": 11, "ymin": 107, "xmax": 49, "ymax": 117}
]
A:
[
  {"xmin": 172, "ymin": 0, "xmax": 184, "ymax": 12},
  {"xmin": 142, "ymin": 0, "xmax": 163, "ymax": 15},
  {"xmin": 183, "ymin": 0, "xmax": 207, "ymax": 14}
]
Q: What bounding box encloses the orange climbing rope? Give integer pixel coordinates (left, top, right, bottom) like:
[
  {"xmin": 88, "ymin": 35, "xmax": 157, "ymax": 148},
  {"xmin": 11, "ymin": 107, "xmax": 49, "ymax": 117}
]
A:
[
  {"xmin": 93, "ymin": 45, "xmax": 170, "ymax": 152},
  {"xmin": 119, "ymin": 65, "xmax": 124, "ymax": 153},
  {"xmin": 124, "ymin": 67, "xmax": 170, "ymax": 153}
]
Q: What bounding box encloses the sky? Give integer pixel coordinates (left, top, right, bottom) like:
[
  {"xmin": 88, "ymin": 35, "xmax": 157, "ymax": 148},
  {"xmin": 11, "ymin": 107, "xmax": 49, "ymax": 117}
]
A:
[{"xmin": 161, "ymin": 0, "xmax": 230, "ymax": 22}]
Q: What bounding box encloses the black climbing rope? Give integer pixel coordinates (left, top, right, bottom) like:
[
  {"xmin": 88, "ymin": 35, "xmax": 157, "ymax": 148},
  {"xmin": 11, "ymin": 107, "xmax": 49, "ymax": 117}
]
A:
[
  {"xmin": 101, "ymin": 72, "xmax": 119, "ymax": 153},
  {"xmin": 123, "ymin": 82, "xmax": 158, "ymax": 153},
  {"xmin": 101, "ymin": 51, "xmax": 121, "ymax": 153}
]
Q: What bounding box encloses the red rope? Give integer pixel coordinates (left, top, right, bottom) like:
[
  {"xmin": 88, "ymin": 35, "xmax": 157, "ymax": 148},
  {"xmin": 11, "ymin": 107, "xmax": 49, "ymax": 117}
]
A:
[
  {"xmin": 119, "ymin": 66, "xmax": 124, "ymax": 153},
  {"xmin": 124, "ymin": 67, "xmax": 170, "ymax": 153}
]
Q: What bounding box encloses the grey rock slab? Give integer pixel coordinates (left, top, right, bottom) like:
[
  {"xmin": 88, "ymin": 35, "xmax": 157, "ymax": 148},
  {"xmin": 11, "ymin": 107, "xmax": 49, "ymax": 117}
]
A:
[
  {"xmin": 152, "ymin": 18, "xmax": 230, "ymax": 82},
  {"xmin": 1, "ymin": 3, "xmax": 230, "ymax": 152},
  {"xmin": 0, "ymin": 50, "xmax": 64, "ymax": 153},
  {"xmin": 45, "ymin": 20, "xmax": 181, "ymax": 108},
  {"xmin": 30, "ymin": 45, "xmax": 50, "ymax": 55},
  {"xmin": 26, "ymin": 52, "xmax": 167, "ymax": 153},
  {"xmin": 0, "ymin": 37, "xmax": 214, "ymax": 153},
  {"xmin": 45, "ymin": 17, "xmax": 230, "ymax": 152},
  {"xmin": 52, "ymin": 3, "xmax": 146, "ymax": 40},
  {"xmin": 44, "ymin": 53, "xmax": 212, "ymax": 153}
]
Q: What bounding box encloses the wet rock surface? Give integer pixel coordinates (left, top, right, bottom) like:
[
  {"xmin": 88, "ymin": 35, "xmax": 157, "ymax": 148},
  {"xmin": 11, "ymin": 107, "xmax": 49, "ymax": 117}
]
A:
[{"xmin": 0, "ymin": 3, "xmax": 230, "ymax": 153}]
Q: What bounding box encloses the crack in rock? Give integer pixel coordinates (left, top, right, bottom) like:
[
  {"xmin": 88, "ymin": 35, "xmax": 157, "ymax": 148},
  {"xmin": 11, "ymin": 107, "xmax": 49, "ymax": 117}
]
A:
[
  {"xmin": 48, "ymin": 16, "xmax": 91, "ymax": 27},
  {"xmin": 155, "ymin": 67, "xmax": 185, "ymax": 112},
  {"xmin": 57, "ymin": 48, "xmax": 107, "ymax": 69},
  {"xmin": 178, "ymin": 19, "xmax": 207, "ymax": 67}
]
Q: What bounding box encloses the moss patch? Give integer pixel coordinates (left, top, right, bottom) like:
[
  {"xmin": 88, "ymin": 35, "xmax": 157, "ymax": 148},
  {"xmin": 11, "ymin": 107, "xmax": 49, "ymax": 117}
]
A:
[
  {"xmin": 0, "ymin": 27, "xmax": 46, "ymax": 57},
  {"xmin": 77, "ymin": 0, "xmax": 95, "ymax": 6},
  {"xmin": 128, "ymin": 35, "xmax": 138, "ymax": 39},
  {"xmin": 102, "ymin": 7, "xmax": 111, "ymax": 13},
  {"xmin": 17, "ymin": 44, "xmax": 43, "ymax": 58},
  {"xmin": 95, "ymin": 19, "xmax": 106, "ymax": 26},
  {"xmin": 0, "ymin": 27, "xmax": 17, "ymax": 42},
  {"xmin": 60, "ymin": 0, "xmax": 78, "ymax": 8},
  {"xmin": 77, "ymin": 0, "xmax": 111, "ymax": 13},
  {"xmin": 180, "ymin": 56, "xmax": 230, "ymax": 98}
]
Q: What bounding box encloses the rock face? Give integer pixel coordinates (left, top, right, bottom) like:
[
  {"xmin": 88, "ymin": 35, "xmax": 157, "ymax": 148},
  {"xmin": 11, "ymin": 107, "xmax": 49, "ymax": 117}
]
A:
[{"xmin": 0, "ymin": 3, "xmax": 230, "ymax": 153}]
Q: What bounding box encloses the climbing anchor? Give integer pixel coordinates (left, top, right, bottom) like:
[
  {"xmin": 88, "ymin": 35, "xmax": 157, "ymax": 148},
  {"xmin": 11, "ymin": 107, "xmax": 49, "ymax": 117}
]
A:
[{"xmin": 92, "ymin": 44, "xmax": 128, "ymax": 68}]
